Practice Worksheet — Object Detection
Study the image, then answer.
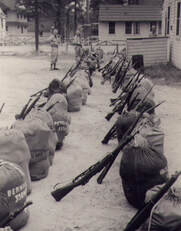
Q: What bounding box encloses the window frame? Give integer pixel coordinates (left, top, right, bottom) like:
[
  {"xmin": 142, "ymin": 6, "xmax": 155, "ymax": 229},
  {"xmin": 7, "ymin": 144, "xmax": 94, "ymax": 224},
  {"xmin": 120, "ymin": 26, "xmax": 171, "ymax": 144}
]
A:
[
  {"xmin": 133, "ymin": 22, "xmax": 140, "ymax": 34},
  {"xmin": 125, "ymin": 22, "xmax": 132, "ymax": 34},
  {"xmin": 108, "ymin": 21, "xmax": 115, "ymax": 34},
  {"xmin": 167, "ymin": 6, "xmax": 170, "ymax": 34},
  {"xmin": 176, "ymin": 2, "xmax": 181, "ymax": 36}
]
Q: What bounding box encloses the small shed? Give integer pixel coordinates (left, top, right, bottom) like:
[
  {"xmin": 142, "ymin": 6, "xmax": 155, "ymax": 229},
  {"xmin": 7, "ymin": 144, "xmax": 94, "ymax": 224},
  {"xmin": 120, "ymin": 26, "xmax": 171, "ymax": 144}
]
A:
[{"xmin": 126, "ymin": 37, "xmax": 169, "ymax": 67}]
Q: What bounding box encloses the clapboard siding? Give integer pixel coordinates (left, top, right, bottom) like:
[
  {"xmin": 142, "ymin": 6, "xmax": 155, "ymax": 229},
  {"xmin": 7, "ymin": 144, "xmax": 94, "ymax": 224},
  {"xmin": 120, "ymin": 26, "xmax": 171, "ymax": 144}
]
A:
[
  {"xmin": 162, "ymin": 0, "xmax": 181, "ymax": 69},
  {"xmin": 127, "ymin": 37, "xmax": 168, "ymax": 66}
]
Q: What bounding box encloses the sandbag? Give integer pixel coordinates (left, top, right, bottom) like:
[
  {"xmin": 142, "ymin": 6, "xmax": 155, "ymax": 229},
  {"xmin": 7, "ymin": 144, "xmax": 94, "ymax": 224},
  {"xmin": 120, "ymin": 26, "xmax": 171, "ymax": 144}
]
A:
[
  {"xmin": 0, "ymin": 160, "xmax": 29, "ymax": 230},
  {"xmin": 74, "ymin": 71, "xmax": 90, "ymax": 105},
  {"xmin": 120, "ymin": 136, "xmax": 168, "ymax": 209},
  {"xmin": 43, "ymin": 93, "xmax": 71, "ymax": 148},
  {"xmin": 0, "ymin": 128, "xmax": 31, "ymax": 195},
  {"xmin": 141, "ymin": 185, "xmax": 181, "ymax": 231},
  {"xmin": 26, "ymin": 108, "xmax": 58, "ymax": 165},
  {"xmin": 12, "ymin": 118, "xmax": 51, "ymax": 181},
  {"xmin": 66, "ymin": 82, "xmax": 82, "ymax": 112},
  {"xmin": 43, "ymin": 93, "xmax": 68, "ymax": 113}
]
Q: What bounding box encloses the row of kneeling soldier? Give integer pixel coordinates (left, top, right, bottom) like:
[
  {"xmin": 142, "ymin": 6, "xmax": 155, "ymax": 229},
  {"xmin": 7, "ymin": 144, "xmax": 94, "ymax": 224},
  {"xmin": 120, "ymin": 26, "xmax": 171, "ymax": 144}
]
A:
[{"xmin": 0, "ymin": 54, "xmax": 100, "ymax": 230}]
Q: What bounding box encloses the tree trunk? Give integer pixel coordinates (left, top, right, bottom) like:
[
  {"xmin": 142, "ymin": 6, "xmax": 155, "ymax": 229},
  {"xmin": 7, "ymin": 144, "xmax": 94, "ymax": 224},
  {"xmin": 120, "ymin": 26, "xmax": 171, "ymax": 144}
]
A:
[
  {"xmin": 56, "ymin": 0, "xmax": 61, "ymax": 35},
  {"xmin": 35, "ymin": 0, "xmax": 39, "ymax": 52},
  {"xmin": 74, "ymin": 0, "xmax": 77, "ymax": 35}
]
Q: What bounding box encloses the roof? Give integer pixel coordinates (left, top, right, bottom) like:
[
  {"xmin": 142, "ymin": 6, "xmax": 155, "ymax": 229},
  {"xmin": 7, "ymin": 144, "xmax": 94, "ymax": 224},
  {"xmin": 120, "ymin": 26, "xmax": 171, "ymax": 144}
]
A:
[
  {"xmin": 99, "ymin": 5, "xmax": 162, "ymax": 22},
  {"xmin": 0, "ymin": 0, "xmax": 16, "ymax": 11}
]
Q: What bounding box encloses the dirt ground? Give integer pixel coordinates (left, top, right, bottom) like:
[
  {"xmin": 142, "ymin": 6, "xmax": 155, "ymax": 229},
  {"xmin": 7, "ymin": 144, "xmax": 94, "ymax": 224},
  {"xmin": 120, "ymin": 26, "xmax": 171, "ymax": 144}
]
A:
[{"xmin": 0, "ymin": 53, "xmax": 181, "ymax": 231}]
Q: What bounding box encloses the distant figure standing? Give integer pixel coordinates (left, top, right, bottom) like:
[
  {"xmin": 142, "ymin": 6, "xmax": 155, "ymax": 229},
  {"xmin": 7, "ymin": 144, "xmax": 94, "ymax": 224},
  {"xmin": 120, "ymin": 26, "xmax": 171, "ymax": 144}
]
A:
[
  {"xmin": 74, "ymin": 30, "xmax": 83, "ymax": 64},
  {"xmin": 48, "ymin": 28, "xmax": 61, "ymax": 71}
]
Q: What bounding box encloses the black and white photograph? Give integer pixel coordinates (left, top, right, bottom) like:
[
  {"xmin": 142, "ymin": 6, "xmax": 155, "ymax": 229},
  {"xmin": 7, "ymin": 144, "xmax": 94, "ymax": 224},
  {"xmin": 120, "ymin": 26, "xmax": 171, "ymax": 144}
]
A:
[{"xmin": 0, "ymin": 0, "xmax": 181, "ymax": 230}]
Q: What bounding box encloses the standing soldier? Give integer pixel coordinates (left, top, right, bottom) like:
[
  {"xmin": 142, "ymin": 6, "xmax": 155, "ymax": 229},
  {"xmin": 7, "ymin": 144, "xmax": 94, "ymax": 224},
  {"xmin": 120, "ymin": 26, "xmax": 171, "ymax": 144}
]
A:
[
  {"xmin": 74, "ymin": 30, "xmax": 83, "ymax": 64},
  {"xmin": 48, "ymin": 28, "xmax": 61, "ymax": 71}
]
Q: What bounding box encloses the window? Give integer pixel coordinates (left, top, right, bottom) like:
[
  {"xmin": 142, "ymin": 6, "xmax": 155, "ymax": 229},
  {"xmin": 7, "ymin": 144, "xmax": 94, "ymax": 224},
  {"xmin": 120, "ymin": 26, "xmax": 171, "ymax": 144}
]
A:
[
  {"xmin": 128, "ymin": 0, "xmax": 139, "ymax": 5},
  {"xmin": 167, "ymin": 6, "xmax": 170, "ymax": 34},
  {"xmin": 21, "ymin": 25, "xmax": 24, "ymax": 33},
  {"xmin": 158, "ymin": 21, "xmax": 162, "ymax": 34},
  {"xmin": 125, "ymin": 22, "xmax": 132, "ymax": 34},
  {"xmin": 109, "ymin": 22, "xmax": 115, "ymax": 34},
  {"xmin": 176, "ymin": 2, "xmax": 181, "ymax": 35},
  {"xmin": 133, "ymin": 22, "xmax": 140, "ymax": 34}
]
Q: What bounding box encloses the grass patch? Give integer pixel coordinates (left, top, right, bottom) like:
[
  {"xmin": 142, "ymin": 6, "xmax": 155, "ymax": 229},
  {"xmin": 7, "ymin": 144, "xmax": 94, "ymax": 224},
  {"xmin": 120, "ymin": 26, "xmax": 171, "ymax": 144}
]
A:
[{"xmin": 144, "ymin": 62, "xmax": 181, "ymax": 85}]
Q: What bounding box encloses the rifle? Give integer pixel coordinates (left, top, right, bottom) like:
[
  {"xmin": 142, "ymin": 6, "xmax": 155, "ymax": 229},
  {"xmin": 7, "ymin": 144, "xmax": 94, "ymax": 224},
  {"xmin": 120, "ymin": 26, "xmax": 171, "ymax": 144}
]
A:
[
  {"xmin": 97, "ymin": 101, "xmax": 165, "ymax": 184},
  {"xmin": 123, "ymin": 171, "xmax": 181, "ymax": 231},
  {"xmin": 22, "ymin": 92, "xmax": 43, "ymax": 120},
  {"xmin": 112, "ymin": 60, "xmax": 131, "ymax": 94},
  {"xmin": 106, "ymin": 73, "xmax": 144, "ymax": 121},
  {"xmin": 30, "ymin": 87, "xmax": 47, "ymax": 98},
  {"xmin": 110, "ymin": 75, "xmax": 136, "ymax": 106},
  {"xmin": 17, "ymin": 98, "xmax": 32, "ymax": 120},
  {"xmin": 98, "ymin": 59, "xmax": 113, "ymax": 72},
  {"xmin": 103, "ymin": 80, "xmax": 153, "ymax": 145},
  {"xmin": 101, "ymin": 124, "xmax": 117, "ymax": 145},
  {"xmin": 0, "ymin": 103, "xmax": 5, "ymax": 114},
  {"xmin": 51, "ymin": 130, "xmax": 140, "ymax": 202},
  {"xmin": 61, "ymin": 64, "xmax": 75, "ymax": 82},
  {"xmin": 0, "ymin": 201, "xmax": 33, "ymax": 228}
]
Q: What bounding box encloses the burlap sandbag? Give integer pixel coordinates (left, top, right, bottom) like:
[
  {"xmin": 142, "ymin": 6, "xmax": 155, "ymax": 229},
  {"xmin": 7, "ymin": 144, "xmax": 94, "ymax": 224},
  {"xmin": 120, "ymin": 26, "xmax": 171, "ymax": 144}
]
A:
[
  {"xmin": 66, "ymin": 82, "xmax": 83, "ymax": 112},
  {"xmin": 26, "ymin": 108, "xmax": 58, "ymax": 165},
  {"xmin": 12, "ymin": 118, "xmax": 51, "ymax": 181},
  {"xmin": 0, "ymin": 160, "xmax": 29, "ymax": 230},
  {"xmin": 141, "ymin": 185, "xmax": 181, "ymax": 231},
  {"xmin": 0, "ymin": 128, "xmax": 31, "ymax": 195},
  {"xmin": 43, "ymin": 93, "xmax": 71, "ymax": 147},
  {"xmin": 120, "ymin": 135, "xmax": 168, "ymax": 209},
  {"xmin": 74, "ymin": 74, "xmax": 90, "ymax": 105}
]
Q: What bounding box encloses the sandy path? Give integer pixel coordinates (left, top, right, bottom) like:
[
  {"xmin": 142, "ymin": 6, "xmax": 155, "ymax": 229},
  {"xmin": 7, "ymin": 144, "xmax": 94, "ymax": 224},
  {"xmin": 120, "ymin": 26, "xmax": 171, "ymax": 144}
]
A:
[{"xmin": 0, "ymin": 56, "xmax": 181, "ymax": 231}]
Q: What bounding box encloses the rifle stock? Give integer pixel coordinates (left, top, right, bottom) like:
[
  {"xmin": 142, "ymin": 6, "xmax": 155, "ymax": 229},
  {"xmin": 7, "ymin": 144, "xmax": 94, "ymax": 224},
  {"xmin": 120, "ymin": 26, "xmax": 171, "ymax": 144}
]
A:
[
  {"xmin": 51, "ymin": 183, "xmax": 76, "ymax": 202},
  {"xmin": 101, "ymin": 124, "xmax": 116, "ymax": 144},
  {"xmin": 105, "ymin": 112, "xmax": 114, "ymax": 121}
]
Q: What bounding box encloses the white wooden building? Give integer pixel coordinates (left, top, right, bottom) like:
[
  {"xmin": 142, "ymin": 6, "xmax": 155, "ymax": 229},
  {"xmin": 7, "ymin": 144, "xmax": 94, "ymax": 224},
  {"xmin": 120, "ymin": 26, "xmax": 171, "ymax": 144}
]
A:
[
  {"xmin": 162, "ymin": 0, "xmax": 181, "ymax": 69},
  {"xmin": 0, "ymin": 0, "xmax": 28, "ymax": 35},
  {"xmin": 98, "ymin": 1, "xmax": 163, "ymax": 42},
  {"xmin": 0, "ymin": 7, "xmax": 6, "ymax": 45}
]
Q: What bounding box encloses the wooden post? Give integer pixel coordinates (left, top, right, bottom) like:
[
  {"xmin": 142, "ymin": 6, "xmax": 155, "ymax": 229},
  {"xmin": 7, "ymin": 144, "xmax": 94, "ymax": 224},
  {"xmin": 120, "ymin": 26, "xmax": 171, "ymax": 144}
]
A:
[{"xmin": 35, "ymin": 0, "xmax": 39, "ymax": 52}]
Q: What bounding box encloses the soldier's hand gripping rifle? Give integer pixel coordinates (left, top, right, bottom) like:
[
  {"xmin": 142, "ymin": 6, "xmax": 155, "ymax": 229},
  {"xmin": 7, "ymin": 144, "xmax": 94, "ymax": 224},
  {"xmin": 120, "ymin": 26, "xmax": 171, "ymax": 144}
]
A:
[
  {"xmin": 97, "ymin": 101, "xmax": 165, "ymax": 184},
  {"xmin": 123, "ymin": 171, "xmax": 181, "ymax": 231},
  {"xmin": 51, "ymin": 128, "xmax": 140, "ymax": 202},
  {"xmin": 0, "ymin": 201, "xmax": 33, "ymax": 228}
]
